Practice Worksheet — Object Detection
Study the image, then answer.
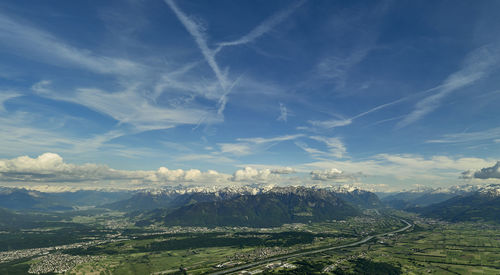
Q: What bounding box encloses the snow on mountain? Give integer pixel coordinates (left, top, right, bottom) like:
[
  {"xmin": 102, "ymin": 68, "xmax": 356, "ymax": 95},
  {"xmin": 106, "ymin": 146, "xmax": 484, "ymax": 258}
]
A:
[
  {"xmin": 396, "ymin": 183, "xmax": 500, "ymax": 197},
  {"xmin": 136, "ymin": 183, "xmax": 367, "ymax": 197}
]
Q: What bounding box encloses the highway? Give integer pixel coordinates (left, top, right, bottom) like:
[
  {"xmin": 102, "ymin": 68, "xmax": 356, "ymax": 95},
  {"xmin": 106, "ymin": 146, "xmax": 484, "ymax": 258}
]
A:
[{"xmin": 209, "ymin": 218, "xmax": 412, "ymax": 275}]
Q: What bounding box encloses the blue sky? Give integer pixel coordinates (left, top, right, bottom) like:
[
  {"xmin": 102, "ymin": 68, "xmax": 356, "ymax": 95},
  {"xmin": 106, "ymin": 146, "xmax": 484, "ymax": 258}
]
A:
[{"xmin": 1, "ymin": 0, "xmax": 500, "ymax": 191}]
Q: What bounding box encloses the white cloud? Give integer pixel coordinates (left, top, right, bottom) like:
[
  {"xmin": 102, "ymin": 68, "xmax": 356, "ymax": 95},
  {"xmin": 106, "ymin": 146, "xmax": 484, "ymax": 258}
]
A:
[
  {"xmin": 31, "ymin": 80, "xmax": 52, "ymax": 94},
  {"xmin": 0, "ymin": 153, "xmax": 494, "ymax": 192},
  {"xmin": 398, "ymin": 45, "xmax": 500, "ymax": 127},
  {"xmin": 34, "ymin": 82, "xmax": 220, "ymax": 132},
  {"xmin": 218, "ymin": 143, "xmax": 253, "ymax": 156},
  {"xmin": 277, "ymin": 102, "xmax": 288, "ymax": 122},
  {"xmin": 303, "ymin": 154, "xmax": 494, "ymax": 182},
  {"xmin": 316, "ymin": 49, "xmax": 370, "ymax": 88},
  {"xmin": 295, "ymin": 136, "xmax": 347, "ymax": 159},
  {"xmin": 468, "ymin": 161, "xmax": 500, "ymax": 179},
  {"xmin": 309, "ymin": 136, "xmax": 347, "ymax": 158},
  {"xmin": 164, "ymin": 0, "xmax": 226, "ymax": 89},
  {"xmin": 164, "ymin": 0, "xmax": 231, "ymax": 116},
  {"xmin": 219, "ymin": 134, "xmax": 304, "ymax": 156},
  {"xmin": 310, "ymin": 168, "xmax": 357, "ymax": 181},
  {"xmin": 232, "ymin": 166, "xmax": 277, "ymax": 182},
  {"xmin": 302, "ymin": 92, "xmax": 421, "ymax": 132},
  {"xmin": 74, "ymin": 87, "xmax": 218, "ymax": 131},
  {"xmin": 0, "ymin": 13, "xmax": 142, "ymax": 76},
  {"xmin": 427, "ymin": 127, "xmax": 500, "ymax": 144},
  {"xmin": 307, "ymin": 118, "xmax": 352, "ymax": 129},
  {"xmin": 151, "ymin": 167, "xmax": 223, "ymax": 182},
  {"xmin": 0, "ymin": 153, "xmax": 234, "ymax": 189},
  {"xmin": 237, "ymin": 134, "xmax": 303, "ymax": 144},
  {"xmin": 216, "ymin": 0, "xmax": 306, "ymax": 50},
  {"xmin": 0, "ymin": 91, "xmax": 20, "ymax": 112},
  {"xmin": 460, "ymin": 170, "xmax": 475, "ymax": 179},
  {"xmin": 271, "ymin": 167, "xmax": 296, "ymax": 174},
  {"xmin": 0, "ymin": 10, "xmax": 238, "ymax": 148},
  {"xmin": 175, "ymin": 153, "xmax": 235, "ymax": 164},
  {"xmin": 0, "ymin": 112, "xmax": 93, "ymax": 155},
  {"xmin": 295, "ymin": 141, "xmax": 326, "ymax": 157},
  {"xmin": 306, "ymin": 45, "xmax": 500, "ymax": 132},
  {"xmin": 164, "ymin": 0, "xmax": 306, "ymax": 118},
  {"xmin": 0, "ymin": 153, "xmax": 302, "ymax": 189},
  {"xmin": 0, "ymin": 153, "xmax": 147, "ymax": 183},
  {"xmin": 0, "ymin": 108, "xmax": 162, "ymax": 161}
]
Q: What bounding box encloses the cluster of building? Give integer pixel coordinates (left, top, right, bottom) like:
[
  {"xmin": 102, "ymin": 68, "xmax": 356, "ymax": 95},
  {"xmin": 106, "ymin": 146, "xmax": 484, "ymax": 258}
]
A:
[
  {"xmin": 215, "ymin": 261, "xmax": 240, "ymax": 268},
  {"xmin": 0, "ymin": 238, "xmax": 116, "ymax": 263},
  {"xmin": 28, "ymin": 253, "xmax": 101, "ymax": 274},
  {"xmin": 138, "ymin": 226, "xmax": 220, "ymax": 237},
  {"xmin": 142, "ymin": 225, "xmax": 290, "ymax": 237},
  {"xmin": 229, "ymin": 246, "xmax": 292, "ymax": 262},
  {"xmin": 104, "ymin": 219, "xmax": 133, "ymax": 229},
  {"xmin": 322, "ymin": 252, "xmax": 368, "ymax": 273},
  {"xmin": 239, "ymin": 269, "xmax": 263, "ymax": 274},
  {"xmin": 265, "ymin": 261, "xmax": 297, "ymax": 270},
  {"xmin": 238, "ymin": 261, "xmax": 297, "ymax": 274}
]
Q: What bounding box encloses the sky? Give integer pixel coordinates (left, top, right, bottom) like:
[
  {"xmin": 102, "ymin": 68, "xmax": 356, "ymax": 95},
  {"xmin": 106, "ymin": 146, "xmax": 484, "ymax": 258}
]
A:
[{"xmin": 1, "ymin": 0, "xmax": 500, "ymax": 192}]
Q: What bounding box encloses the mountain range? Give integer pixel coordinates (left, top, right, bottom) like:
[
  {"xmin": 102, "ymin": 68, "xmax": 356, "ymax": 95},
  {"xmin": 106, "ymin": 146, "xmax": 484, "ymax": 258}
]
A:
[
  {"xmin": 2, "ymin": 183, "xmax": 499, "ymax": 226},
  {"xmin": 135, "ymin": 187, "xmax": 370, "ymax": 227},
  {"xmin": 379, "ymin": 184, "xmax": 494, "ymax": 209},
  {"xmin": 0, "ymin": 188, "xmax": 132, "ymax": 211},
  {"xmin": 412, "ymin": 184, "xmax": 500, "ymax": 223}
]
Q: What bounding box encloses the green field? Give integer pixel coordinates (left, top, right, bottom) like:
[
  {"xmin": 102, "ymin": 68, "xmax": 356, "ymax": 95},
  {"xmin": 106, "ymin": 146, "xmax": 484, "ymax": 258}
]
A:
[
  {"xmin": 274, "ymin": 220, "xmax": 500, "ymax": 275},
  {"xmin": 2, "ymin": 212, "xmax": 499, "ymax": 275}
]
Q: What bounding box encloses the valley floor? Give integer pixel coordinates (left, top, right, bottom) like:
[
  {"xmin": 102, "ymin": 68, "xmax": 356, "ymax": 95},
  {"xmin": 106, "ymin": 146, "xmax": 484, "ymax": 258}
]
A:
[{"xmin": 1, "ymin": 213, "xmax": 499, "ymax": 274}]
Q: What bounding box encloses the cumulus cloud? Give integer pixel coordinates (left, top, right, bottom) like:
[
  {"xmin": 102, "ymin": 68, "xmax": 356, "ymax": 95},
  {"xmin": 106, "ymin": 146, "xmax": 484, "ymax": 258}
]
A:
[
  {"xmin": 3, "ymin": 152, "xmax": 493, "ymax": 192},
  {"xmin": 310, "ymin": 168, "xmax": 358, "ymax": 181},
  {"xmin": 464, "ymin": 161, "xmax": 500, "ymax": 179},
  {"xmin": 0, "ymin": 153, "xmax": 233, "ymax": 188},
  {"xmin": 150, "ymin": 167, "xmax": 231, "ymax": 183},
  {"xmin": 304, "ymin": 154, "xmax": 494, "ymax": 184},
  {"xmin": 232, "ymin": 167, "xmax": 279, "ymax": 182},
  {"xmin": 0, "ymin": 153, "xmax": 302, "ymax": 190},
  {"xmin": 460, "ymin": 170, "xmax": 475, "ymax": 179},
  {"xmin": 0, "ymin": 153, "xmax": 147, "ymax": 182}
]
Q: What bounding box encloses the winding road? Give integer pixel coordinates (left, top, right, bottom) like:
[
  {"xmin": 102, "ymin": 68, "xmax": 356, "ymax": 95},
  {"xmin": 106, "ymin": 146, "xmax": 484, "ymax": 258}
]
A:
[{"xmin": 209, "ymin": 218, "xmax": 413, "ymax": 275}]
